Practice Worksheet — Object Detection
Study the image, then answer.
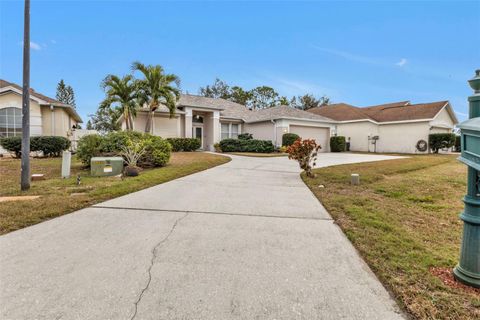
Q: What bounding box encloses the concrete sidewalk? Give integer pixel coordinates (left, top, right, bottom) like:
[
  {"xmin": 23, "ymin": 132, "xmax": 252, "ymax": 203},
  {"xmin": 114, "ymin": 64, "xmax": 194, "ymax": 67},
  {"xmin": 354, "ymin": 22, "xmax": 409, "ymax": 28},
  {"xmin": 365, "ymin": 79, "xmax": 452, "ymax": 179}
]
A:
[{"xmin": 0, "ymin": 153, "xmax": 406, "ymax": 320}]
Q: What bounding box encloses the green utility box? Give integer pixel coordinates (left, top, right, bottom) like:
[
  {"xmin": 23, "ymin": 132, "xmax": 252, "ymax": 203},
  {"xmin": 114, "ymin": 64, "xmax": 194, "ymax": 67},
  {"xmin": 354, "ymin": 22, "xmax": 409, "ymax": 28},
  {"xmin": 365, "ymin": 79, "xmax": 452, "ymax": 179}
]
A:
[{"xmin": 90, "ymin": 157, "xmax": 124, "ymax": 177}]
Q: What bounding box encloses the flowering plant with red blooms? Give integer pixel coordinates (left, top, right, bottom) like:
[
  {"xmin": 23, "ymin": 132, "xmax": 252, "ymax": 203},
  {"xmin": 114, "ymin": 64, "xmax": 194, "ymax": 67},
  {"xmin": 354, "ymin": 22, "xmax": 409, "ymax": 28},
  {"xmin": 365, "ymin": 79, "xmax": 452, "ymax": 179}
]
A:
[{"xmin": 286, "ymin": 138, "xmax": 321, "ymax": 177}]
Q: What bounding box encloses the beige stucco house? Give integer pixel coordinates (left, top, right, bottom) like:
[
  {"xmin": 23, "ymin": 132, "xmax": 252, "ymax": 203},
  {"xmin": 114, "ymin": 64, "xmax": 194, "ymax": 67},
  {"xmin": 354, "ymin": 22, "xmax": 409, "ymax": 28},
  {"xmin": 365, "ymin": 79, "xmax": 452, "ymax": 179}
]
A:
[
  {"xmin": 122, "ymin": 94, "xmax": 335, "ymax": 152},
  {"xmin": 0, "ymin": 79, "xmax": 83, "ymax": 153},
  {"xmin": 123, "ymin": 95, "xmax": 459, "ymax": 154},
  {"xmin": 308, "ymin": 100, "xmax": 458, "ymax": 153}
]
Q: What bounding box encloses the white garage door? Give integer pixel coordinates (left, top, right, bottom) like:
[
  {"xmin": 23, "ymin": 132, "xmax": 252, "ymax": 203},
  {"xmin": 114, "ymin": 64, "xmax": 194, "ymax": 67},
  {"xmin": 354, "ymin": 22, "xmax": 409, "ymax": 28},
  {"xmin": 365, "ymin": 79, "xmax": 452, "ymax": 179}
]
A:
[{"xmin": 289, "ymin": 125, "xmax": 330, "ymax": 152}]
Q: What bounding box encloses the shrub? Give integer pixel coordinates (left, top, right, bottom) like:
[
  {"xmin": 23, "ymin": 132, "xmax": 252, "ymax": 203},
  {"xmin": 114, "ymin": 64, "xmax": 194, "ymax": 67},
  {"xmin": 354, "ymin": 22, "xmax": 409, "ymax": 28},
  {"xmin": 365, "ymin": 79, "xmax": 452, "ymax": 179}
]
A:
[
  {"xmin": 238, "ymin": 133, "xmax": 253, "ymax": 140},
  {"xmin": 31, "ymin": 136, "xmax": 71, "ymax": 157},
  {"xmin": 141, "ymin": 135, "xmax": 172, "ymax": 167},
  {"xmin": 0, "ymin": 136, "xmax": 22, "ymax": 157},
  {"xmin": 455, "ymin": 135, "xmax": 461, "ymax": 152},
  {"xmin": 76, "ymin": 131, "xmax": 171, "ymax": 168},
  {"xmin": 0, "ymin": 136, "xmax": 70, "ymax": 157},
  {"xmin": 286, "ymin": 138, "xmax": 321, "ymax": 178},
  {"xmin": 166, "ymin": 138, "xmax": 201, "ymax": 152},
  {"xmin": 282, "ymin": 133, "xmax": 300, "ymax": 146},
  {"xmin": 219, "ymin": 138, "xmax": 275, "ymax": 153},
  {"xmin": 428, "ymin": 133, "xmax": 456, "ymax": 153},
  {"xmin": 330, "ymin": 136, "xmax": 346, "ymax": 152},
  {"xmin": 279, "ymin": 146, "xmax": 288, "ymax": 153},
  {"xmin": 76, "ymin": 134, "xmax": 103, "ymax": 165},
  {"xmin": 100, "ymin": 131, "xmax": 144, "ymax": 153}
]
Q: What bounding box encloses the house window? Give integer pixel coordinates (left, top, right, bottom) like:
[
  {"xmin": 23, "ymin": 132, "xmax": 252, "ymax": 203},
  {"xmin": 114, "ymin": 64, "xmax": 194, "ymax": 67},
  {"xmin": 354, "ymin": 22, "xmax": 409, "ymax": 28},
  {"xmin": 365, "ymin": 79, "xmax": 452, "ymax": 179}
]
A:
[
  {"xmin": 231, "ymin": 124, "xmax": 239, "ymax": 139},
  {"xmin": 0, "ymin": 107, "xmax": 22, "ymax": 137},
  {"xmin": 221, "ymin": 123, "xmax": 229, "ymax": 140}
]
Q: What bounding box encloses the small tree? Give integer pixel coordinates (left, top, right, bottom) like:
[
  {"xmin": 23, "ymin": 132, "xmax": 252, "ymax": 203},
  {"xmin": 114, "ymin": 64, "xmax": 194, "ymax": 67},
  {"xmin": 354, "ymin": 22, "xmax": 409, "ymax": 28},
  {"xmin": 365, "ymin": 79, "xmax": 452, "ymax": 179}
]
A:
[
  {"xmin": 86, "ymin": 120, "xmax": 93, "ymax": 130},
  {"xmin": 56, "ymin": 79, "xmax": 76, "ymax": 107},
  {"xmin": 286, "ymin": 138, "xmax": 321, "ymax": 178},
  {"xmin": 199, "ymin": 78, "xmax": 231, "ymax": 99},
  {"xmin": 89, "ymin": 107, "xmax": 121, "ymax": 134},
  {"xmin": 428, "ymin": 133, "xmax": 456, "ymax": 153}
]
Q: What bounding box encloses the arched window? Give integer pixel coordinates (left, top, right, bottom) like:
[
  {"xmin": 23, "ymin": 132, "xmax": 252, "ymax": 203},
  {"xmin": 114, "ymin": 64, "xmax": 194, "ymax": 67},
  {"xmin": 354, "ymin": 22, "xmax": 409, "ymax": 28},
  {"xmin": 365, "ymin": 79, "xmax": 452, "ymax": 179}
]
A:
[
  {"xmin": 193, "ymin": 115, "xmax": 204, "ymax": 123},
  {"xmin": 0, "ymin": 107, "xmax": 22, "ymax": 137}
]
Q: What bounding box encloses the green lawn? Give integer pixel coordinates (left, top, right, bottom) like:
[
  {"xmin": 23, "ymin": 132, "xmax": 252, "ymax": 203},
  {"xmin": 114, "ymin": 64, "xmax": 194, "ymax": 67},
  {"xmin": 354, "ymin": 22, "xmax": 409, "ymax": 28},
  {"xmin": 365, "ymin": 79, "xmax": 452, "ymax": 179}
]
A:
[
  {"xmin": 0, "ymin": 152, "xmax": 230, "ymax": 235},
  {"xmin": 303, "ymin": 155, "xmax": 479, "ymax": 319}
]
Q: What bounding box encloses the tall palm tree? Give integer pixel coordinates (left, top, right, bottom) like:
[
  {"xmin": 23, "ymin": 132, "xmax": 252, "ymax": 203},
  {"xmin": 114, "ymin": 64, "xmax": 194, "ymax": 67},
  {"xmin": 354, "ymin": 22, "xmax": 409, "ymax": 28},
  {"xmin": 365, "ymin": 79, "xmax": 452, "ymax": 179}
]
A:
[
  {"xmin": 100, "ymin": 74, "xmax": 138, "ymax": 131},
  {"xmin": 132, "ymin": 62, "xmax": 180, "ymax": 133}
]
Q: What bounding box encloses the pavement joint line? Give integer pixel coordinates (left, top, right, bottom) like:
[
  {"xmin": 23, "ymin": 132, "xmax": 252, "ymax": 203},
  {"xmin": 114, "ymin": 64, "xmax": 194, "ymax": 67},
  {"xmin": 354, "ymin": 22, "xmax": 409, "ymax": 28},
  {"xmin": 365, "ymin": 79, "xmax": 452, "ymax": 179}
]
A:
[
  {"xmin": 130, "ymin": 212, "xmax": 189, "ymax": 320},
  {"xmin": 214, "ymin": 167, "xmax": 300, "ymax": 174},
  {"xmin": 171, "ymin": 179, "xmax": 307, "ymax": 188},
  {"xmin": 92, "ymin": 205, "xmax": 333, "ymax": 221}
]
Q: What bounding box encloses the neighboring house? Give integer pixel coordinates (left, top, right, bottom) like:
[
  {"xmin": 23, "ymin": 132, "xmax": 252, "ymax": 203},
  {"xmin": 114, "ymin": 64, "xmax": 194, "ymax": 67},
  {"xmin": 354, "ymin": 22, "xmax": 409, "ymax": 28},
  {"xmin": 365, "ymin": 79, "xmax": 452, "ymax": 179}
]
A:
[
  {"xmin": 121, "ymin": 94, "xmax": 335, "ymax": 152},
  {"xmin": 307, "ymin": 100, "xmax": 458, "ymax": 153},
  {"xmin": 0, "ymin": 79, "xmax": 83, "ymax": 153}
]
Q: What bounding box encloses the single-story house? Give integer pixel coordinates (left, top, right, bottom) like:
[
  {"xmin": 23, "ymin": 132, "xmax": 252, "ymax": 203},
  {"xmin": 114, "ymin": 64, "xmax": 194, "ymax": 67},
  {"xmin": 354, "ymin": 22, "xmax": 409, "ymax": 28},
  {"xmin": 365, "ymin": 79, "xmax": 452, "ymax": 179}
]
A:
[
  {"xmin": 121, "ymin": 94, "xmax": 335, "ymax": 152},
  {"xmin": 0, "ymin": 79, "xmax": 83, "ymax": 154},
  {"xmin": 307, "ymin": 100, "xmax": 458, "ymax": 153}
]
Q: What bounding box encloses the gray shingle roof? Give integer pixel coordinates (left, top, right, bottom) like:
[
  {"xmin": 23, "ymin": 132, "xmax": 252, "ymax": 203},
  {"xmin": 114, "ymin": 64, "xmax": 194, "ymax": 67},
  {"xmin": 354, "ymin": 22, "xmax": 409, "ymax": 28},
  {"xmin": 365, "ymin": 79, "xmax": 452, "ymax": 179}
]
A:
[
  {"xmin": 244, "ymin": 105, "xmax": 334, "ymax": 123},
  {"xmin": 219, "ymin": 103, "xmax": 253, "ymax": 119},
  {"xmin": 178, "ymin": 94, "xmax": 246, "ymax": 111},
  {"xmin": 146, "ymin": 94, "xmax": 335, "ymax": 123}
]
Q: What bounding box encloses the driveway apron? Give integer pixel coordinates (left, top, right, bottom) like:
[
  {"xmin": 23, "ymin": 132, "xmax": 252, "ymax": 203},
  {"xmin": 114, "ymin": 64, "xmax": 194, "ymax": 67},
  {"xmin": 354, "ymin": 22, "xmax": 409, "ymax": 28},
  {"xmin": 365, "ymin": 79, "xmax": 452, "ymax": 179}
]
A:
[{"xmin": 0, "ymin": 153, "xmax": 406, "ymax": 320}]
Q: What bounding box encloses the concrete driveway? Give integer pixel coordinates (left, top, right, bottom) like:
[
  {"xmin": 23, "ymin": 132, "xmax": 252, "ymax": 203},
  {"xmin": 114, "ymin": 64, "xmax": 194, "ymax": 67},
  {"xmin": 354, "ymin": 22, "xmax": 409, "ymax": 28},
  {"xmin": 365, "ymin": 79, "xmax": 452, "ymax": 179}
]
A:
[{"xmin": 0, "ymin": 153, "xmax": 406, "ymax": 320}]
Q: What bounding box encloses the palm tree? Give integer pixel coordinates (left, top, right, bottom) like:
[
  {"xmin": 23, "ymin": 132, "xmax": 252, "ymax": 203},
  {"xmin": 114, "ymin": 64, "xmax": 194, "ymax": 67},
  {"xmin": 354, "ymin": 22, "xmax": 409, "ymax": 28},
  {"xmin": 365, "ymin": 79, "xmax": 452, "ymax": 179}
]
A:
[
  {"xmin": 132, "ymin": 62, "xmax": 180, "ymax": 133},
  {"xmin": 100, "ymin": 74, "xmax": 138, "ymax": 131}
]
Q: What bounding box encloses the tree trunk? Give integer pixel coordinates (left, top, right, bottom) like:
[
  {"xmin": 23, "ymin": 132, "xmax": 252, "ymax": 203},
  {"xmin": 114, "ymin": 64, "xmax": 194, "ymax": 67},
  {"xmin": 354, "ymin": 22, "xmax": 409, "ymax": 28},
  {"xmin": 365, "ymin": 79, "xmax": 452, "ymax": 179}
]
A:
[
  {"xmin": 21, "ymin": 0, "xmax": 30, "ymax": 191},
  {"xmin": 124, "ymin": 110, "xmax": 131, "ymax": 130},
  {"xmin": 127, "ymin": 113, "xmax": 133, "ymax": 131},
  {"xmin": 144, "ymin": 111, "xmax": 153, "ymax": 133}
]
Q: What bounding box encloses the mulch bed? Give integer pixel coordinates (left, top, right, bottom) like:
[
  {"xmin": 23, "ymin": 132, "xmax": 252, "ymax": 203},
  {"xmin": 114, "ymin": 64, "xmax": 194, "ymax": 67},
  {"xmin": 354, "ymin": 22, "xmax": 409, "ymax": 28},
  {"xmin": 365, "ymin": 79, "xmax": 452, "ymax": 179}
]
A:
[{"xmin": 430, "ymin": 267, "xmax": 480, "ymax": 295}]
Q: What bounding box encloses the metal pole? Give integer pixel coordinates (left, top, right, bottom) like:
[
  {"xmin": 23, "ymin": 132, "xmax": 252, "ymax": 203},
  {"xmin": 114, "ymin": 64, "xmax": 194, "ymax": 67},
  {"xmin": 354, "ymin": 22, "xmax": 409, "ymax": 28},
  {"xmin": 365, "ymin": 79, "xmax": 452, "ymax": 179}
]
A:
[{"xmin": 20, "ymin": 0, "xmax": 31, "ymax": 191}]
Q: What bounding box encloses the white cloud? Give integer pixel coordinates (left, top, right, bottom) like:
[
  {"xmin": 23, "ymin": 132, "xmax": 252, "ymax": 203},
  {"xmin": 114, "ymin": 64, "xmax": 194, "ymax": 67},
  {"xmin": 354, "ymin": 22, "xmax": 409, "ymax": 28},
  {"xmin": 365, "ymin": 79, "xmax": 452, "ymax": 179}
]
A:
[
  {"xmin": 311, "ymin": 45, "xmax": 410, "ymax": 70},
  {"xmin": 310, "ymin": 45, "xmax": 381, "ymax": 66},
  {"xmin": 396, "ymin": 58, "xmax": 407, "ymax": 67},
  {"xmin": 258, "ymin": 74, "xmax": 339, "ymax": 98},
  {"xmin": 30, "ymin": 41, "xmax": 42, "ymax": 50}
]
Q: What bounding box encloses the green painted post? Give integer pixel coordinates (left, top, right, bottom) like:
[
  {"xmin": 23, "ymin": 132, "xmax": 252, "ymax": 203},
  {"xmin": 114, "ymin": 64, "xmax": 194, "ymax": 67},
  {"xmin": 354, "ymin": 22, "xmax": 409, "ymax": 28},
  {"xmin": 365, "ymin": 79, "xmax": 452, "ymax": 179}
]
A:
[{"xmin": 453, "ymin": 69, "xmax": 480, "ymax": 288}]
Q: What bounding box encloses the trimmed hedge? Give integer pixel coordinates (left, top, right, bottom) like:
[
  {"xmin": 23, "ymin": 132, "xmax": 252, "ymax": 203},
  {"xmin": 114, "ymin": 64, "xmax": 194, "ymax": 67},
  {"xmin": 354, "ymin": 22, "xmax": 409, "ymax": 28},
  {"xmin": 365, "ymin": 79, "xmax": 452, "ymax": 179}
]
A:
[
  {"xmin": 428, "ymin": 133, "xmax": 456, "ymax": 153},
  {"xmin": 76, "ymin": 131, "xmax": 171, "ymax": 167},
  {"xmin": 166, "ymin": 138, "xmax": 201, "ymax": 152},
  {"xmin": 219, "ymin": 138, "xmax": 275, "ymax": 153},
  {"xmin": 0, "ymin": 136, "xmax": 71, "ymax": 157},
  {"xmin": 0, "ymin": 136, "xmax": 22, "ymax": 157},
  {"xmin": 282, "ymin": 133, "xmax": 300, "ymax": 146},
  {"xmin": 330, "ymin": 136, "xmax": 346, "ymax": 152},
  {"xmin": 31, "ymin": 136, "xmax": 71, "ymax": 157},
  {"xmin": 238, "ymin": 133, "xmax": 253, "ymax": 140}
]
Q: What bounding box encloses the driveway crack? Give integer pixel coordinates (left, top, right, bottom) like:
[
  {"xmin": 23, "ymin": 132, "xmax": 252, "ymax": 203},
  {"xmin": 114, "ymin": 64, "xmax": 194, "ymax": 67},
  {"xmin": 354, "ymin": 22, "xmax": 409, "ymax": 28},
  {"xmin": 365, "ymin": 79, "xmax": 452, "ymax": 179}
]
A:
[{"xmin": 130, "ymin": 212, "xmax": 189, "ymax": 320}]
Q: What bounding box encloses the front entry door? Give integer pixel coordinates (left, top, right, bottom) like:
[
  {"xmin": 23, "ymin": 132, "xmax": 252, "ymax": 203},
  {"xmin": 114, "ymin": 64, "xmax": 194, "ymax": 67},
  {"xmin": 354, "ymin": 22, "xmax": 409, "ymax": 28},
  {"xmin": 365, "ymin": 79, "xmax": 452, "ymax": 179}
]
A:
[{"xmin": 193, "ymin": 126, "xmax": 203, "ymax": 149}]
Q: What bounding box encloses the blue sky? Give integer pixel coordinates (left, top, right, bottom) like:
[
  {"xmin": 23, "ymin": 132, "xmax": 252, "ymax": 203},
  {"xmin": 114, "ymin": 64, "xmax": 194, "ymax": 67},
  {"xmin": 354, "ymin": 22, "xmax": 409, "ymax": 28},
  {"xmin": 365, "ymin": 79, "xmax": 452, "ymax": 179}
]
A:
[{"xmin": 1, "ymin": 0, "xmax": 479, "ymax": 123}]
